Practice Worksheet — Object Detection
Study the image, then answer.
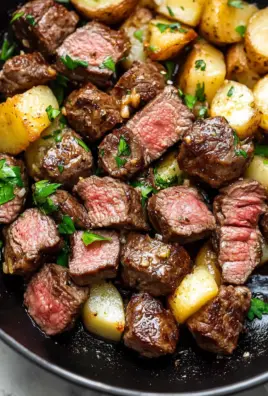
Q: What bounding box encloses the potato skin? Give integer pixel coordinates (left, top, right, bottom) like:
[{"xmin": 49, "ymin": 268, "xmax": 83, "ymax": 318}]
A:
[
  {"xmin": 70, "ymin": 0, "xmax": 139, "ymax": 24},
  {"xmin": 178, "ymin": 40, "xmax": 226, "ymax": 104},
  {"xmin": 245, "ymin": 8, "xmax": 268, "ymax": 75},
  {"xmin": 155, "ymin": 0, "xmax": 206, "ymax": 27},
  {"xmin": 200, "ymin": 0, "xmax": 257, "ymax": 46},
  {"xmin": 253, "ymin": 75, "xmax": 268, "ymax": 131},
  {"xmin": 244, "ymin": 155, "xmax": 268, "ymax": 191},
  {"xmin": 210, "ymin": 80, "xmax": 261, "ymax": 139}
]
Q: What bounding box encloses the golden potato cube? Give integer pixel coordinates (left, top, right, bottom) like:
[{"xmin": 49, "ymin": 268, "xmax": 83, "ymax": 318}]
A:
[
  {"xmin": 253, "ymin": 75, "xmax": 268, "ymax": 131},
  {"xmin": 0, "ymin": 86, "xmax": 59, "ymax": 155},
  {"xmin": 168, "ymin": 266, "xmax": 219, "ymax": 324},
  {"xmin": 195, "ymin": 241, "xmax": 221, "ymax": 287},
  {"xmin": 245, "ymin": 155, "xmax": 268, "ymax": 191},
  {"xmin": 155, "ymin": 0, "xmax": 206, "ymax": 27}
]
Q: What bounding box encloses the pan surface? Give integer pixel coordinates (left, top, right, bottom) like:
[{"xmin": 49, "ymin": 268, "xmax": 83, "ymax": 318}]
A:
[{"xmin": 1, "ymin": 0, "xmax": 268, "ymax": 394}]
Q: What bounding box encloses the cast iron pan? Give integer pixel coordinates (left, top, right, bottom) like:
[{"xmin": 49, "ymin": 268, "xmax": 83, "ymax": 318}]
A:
[{"xmin": 1, "ymin": 1, "xmax": 268, "ymax": 394}]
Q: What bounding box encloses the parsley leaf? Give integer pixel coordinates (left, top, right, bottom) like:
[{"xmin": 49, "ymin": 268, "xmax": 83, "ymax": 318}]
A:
[
  {"xmin": 0, "ymin": 183, "xmax": 15, "ymax": 206},
  {"xmin": 50, "ymin": 74, "xmax": 69, "ymax": 105},
  {"xmin": 131, "ymin": 180, "xmax": 156, "ymax": 207},
  {"xmin": 61, "ymin": 55, "xmax": 88, "ymax": 70},
  {"xmin": 0, "ymin": 39, "xmax": 16, "ymax": 61},
  {"xmin": 43, "ymin": 129, "xmax": 63, "ymax": 143},
  {"xmin": 58, "ymin": 164, "xmax": 64, "ymax": 173},
  {"xmin": 148, "ymin": 45, "xmax": 158, "ymax": 53},
  {"xmin": 57, "ymin": 239, "xmax": 70, "ymax": 267},
  {"xmin": 227, "ymin": 86, "xmax": 235, "ymax": 97},
  {"xmin": 10, "ymin": 11, "xmax": 24, "ymax": 24},
  {"xmin": 115, "ymin": 156, "xmax": 127, "ymax": 168},
  {"xmin": 235, "ymin": 25, "xmax": 246, "ymax": 37},
  {"xmin": 195, "ymin": 59, "xmax": 206, "ymax": 71},
  {"xmin": 82, "ymin": 231, "xmax": 112, "ymax": 246},
  {"xmin": 198, "ymin": 105, "xmax": 208, "ymax": 118},
  {"xmin": 134, "ymin": 29, "xmax": 144, "ymax": 43},
  {"xmin": 0, "ymin": 159, "xmax": 23, "ymax": 205},
  {"xmin": 118, "ymin": 136, "xmax": 131, "ymax": 157},
  {"xmin": 255, "ymin": 144, "xmax": 268, "ymax": 157},
  {"xmin": 184, "ymin": 94, "xmax": 197, "ymax": 109},
  {"xmin": 25, "ymin": 14, "xmax": 36, "ymax": 26},
  {"xmin": 247, "ymin": 298, "xmax": 268, "ymax": 321},
  {"xmin": 233, "ymin": 131, "xmax": 247, "ymax": 158},
  {"xmin": 55, "ymin": 0, "xmax": 70, "ymax": 3},
  {"xmin": 46, "ymin": 105, "xmax": 61, "ymax": 122},
  {"xmin": 164, "ymin": 61, "xmax": 176, "ymax": 81},
  {"xmin": 228, "ymin": 0, "xmax": 244, "ymax": 8},
  {"xmin": 100, "ymin": 56, "xmax": 116, "ymax": 72},
  {"xmin": 58, "ymin": 215, "xmax": 76, "ymax": 235},
  {"xmin": 195, "ymin": 82, "xmax": 206, "ymax": 102},
  {"xmin": 99, "ymin": 148, "xmax": 105, "ymax": 157},
  {"xmin": 74, "ymin": 137, "xmax": 90, "ymax": 152},
  {"xmin": 156, "ymin": 22, "xmax": 186, "ymax": 34},
  {"xmin": 167, "ymin": 5, "xmax": 175, "ymax": 17},
  {"xmin": 33, "ymin": 180, "xmax": 61, "ymax": 214},
  {"xmin": 154, "ymin": 170, "xmax": 182, "ymax": 190}
]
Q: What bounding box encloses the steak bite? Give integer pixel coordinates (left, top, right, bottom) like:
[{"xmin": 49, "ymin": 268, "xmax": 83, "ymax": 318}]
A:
[
  {"xmin": 49, "ymin": 190, "xmax": 91, "ymax": 229},
  {"xmin": 69, "ymin": 230, "xmax": 120, "ymax": 285},
  {"xmin": 213, "ymin": 179, "xmax": 267, "ymax": 284},
  {"xmin": 73, "ymin": 176, "xmax": 149, "ymax": 231},
  {"xmin": 260, "ymin": 212, "xmax": 268, "ymax": 242},
  {"xmin": 12, "ymin": 0, "xmax": 79, "ymax": 56},
  {"xmin": 148, "ymin": 186, "xmax": 216, "ymax": 244},
  {"xmin": 24, "ymin": 263, "xmax": 88, "ymax": 336},
  {"xmin": 0, "ymin": 53, "xmax": 56, "ymax": 97},
  {"xmin": 0, "ymin": 154, "xmax": 28, "ymax": 225},
  {"xmin": 124, "ymin": 292, "xmax": 179, "ymax": 358},
  {"xmin": 187, "ymin": 285, "xmax": 251, "ymax": 355},
  {"xmin": 98, "ymin": 127, "xmax": 144, "ymax": 180},
  {"xmin": 111, "ymin": 61, "xmax": 166, "ymax": 118},
  {"xmin": 64, "ymin": 83, "xmax": 122, "ymax": 143},
  {"xmin": 178, "ymin": 117, "xmax": 254, "ymax": 188},
  {"xmin": 3, "ymin": 208, "xmax": 62, "ymax": 276},
  {"xmin": 26, "ymin": 128, "xmax": 93, "ymax": 188},
  {"xmin": 56, "ymin": 22, "xmax": 129, "ymax": 88},
  {"xmin": 121, "ymin": 233, "xmax": 191, "ymax": 296}
]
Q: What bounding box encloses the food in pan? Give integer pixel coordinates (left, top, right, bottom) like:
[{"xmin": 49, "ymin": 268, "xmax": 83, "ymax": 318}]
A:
[{"xmin": 1, "ymin": 0, "xmax": 268, "ymax": 361}]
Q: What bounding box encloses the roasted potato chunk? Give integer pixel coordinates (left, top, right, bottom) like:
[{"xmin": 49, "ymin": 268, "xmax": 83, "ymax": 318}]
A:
[
  {"xmin": 178, "ymin": 40, "xmax": 226, "ymax": 104},
  {"xmin": 121, "ymin": 7, "xmax": 153, "ymax": 69},
  {"xmin": 195, "ymin": 241, "xmax": 221, "ymax": 286},
  {"xmin": 82, "ymin": 282, "xmax": 125, "ymax": 342},
  {"xmin": 245, "ymin": 155, "xmax": 268, "ymax": 190},
  {"xmin": 70, "ymin": 0, "xmax": 139, "ymax": 24},
  {"xmin": 147, "ymin": 17, "xmax": 197, "ymax": 61},
  {"xmin": 253, "ymin": 75, "xmax": 268, "ymax": 131},
  {"xmin": 226, "ymin": 43, "xmax": 260, "ymax": 89},
  {"xmin": 154, "ymin": 0, "xmax": 206, "ymax": 27},
  {"xmin": 200, "ymin": 0, "xmax": 258, "ymax": 45},
  {"xmin": 0, "ymin": 86, "xmax": 59, "ymax": 155},
  {"xmin": 168, "ymin": 266, "xmax": 219, "ymax": 324},
  {"xmin": 245, "ymin": 8, "xmax": 268, "ymax": 75},
  {"xmin": 153, "ymin": 150, "xmax": 184, "ymax": 189},
  {"xmin": 211, "ymin": 80, "xmax": 260, "ymax": 139}
]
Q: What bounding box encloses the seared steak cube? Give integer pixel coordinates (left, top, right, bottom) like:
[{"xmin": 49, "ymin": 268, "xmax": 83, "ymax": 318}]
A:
[
  {"xmin": 64, "ymin": 83, "xmax": 122, "ymax": 143},
  {"xmin": 213, "ymin": 179, "xmax": 267, "ymax": 284},
  {"xmin": 49, "ymin": 190, "xmax": 91, "ymax": 229},
  {"xmin": 73, "ymin": 176, "xmax": 149, "ymax": 231},
  {"xmin": 56, "ymin": 22, "xmax": 129, "ymax": 88},
  {"xmin": 3, "ymin": 208, "xmax": 61, "ymax": 276},
  {"xmin": 69, "ymin": 230, "xmax": 120, "ymax": 285},
  {"xmin": 178, "ymin": 117, "xmax": 254, "ymax": 188},
  {"xmin": 124, "ymin": 292, "xmax": 178, "ymax": 358},
  {"xmin": 0, "ymin": 53, "xmax": 56, "ymax": 96},
  {"xmin": 0, "ymin": 154, "xmax": 28, "ymax": 224},
  {"xmin": 98, "ymin": 127, "xmax": 144, "ymax": 180},
  {"xmin": 24, "ymin": 263, "xmax": 88, "ymax": 335},
  {"xmin": 187, "ymin": 285, "xmax": 251, "ymax": 354},
  {"xmin": 26, "ymin": 128, "xmax": 93, "ymax": 188},
  {"xmin": 148, "ymin": 186, "xmax": 216, "ymax": 244},
  {"xmin": 121, "ymin": 233, "xmax": 191, "ymax": 296},
  {"xmin": 111, "ymin": 61, "xmax": 166, "ymax": 118},
  {"xmin": 12, "ymin": 0, "xmax": 79, "ymax": 56}
]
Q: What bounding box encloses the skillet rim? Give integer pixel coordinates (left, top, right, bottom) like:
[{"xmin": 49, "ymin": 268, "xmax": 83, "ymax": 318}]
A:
[{"xmin": 1, "ymin": 329, "xmax": 268, "ymax": 396}]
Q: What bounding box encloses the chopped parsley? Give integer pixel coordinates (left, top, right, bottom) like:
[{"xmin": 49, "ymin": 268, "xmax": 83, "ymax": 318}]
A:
[
  {"xmin": 148, "ymin": 45, "xmax": 158, "ymax": 53},
  {"xmin": 195, "ymin": 59, "xmax": 206, "ymax": 71},
  {"xmin": 58, "ymin": 215, "xmax": 76, "ymax": 235},
  {"xmin": 0, "ymin": 39, "xmax": 16, "ymax": 61},
  {"xmin": 164, "ymin": 61, "xmax": 176, "ymax": 81},
  {"xmin": 74, "ymin": 137, "xmax": 90, "ymax": 152},
  {"xmin": 115, "ymin": 157, "xmax": 127, "ymax": 168},
  {"xmin": 58, "ymin": 164, "xmax": 64, "ymax": 173},
  {"xmin": 32, "ymin": 180, "xmax": 61, "ymax": 214},
  {"xmin": 46, "ymin": 105, "xmax": 61, "ymax": 122},
  {"xmin": 255, "ymin": 144, "xmax": 268, "ymax": 157},
  {"xmin": 25, "ymin": 14, "xmax": 36, "ymax": 26},
  {"xmin": 43, "ymin": 129, "xmax": 63, "ymax": 143},
  {"xmin": 131, "ymin": 180, "xmax": 156, "ymax": 207},
  {"xmin": 50, "ymin": 74, "xmax": 69, "ymax": 105},
  {"xmin": 134, "ymin": 29, "xmax": 144, "ymax": 43},
  {"xmin": 55, "ymin": 0, "xmax": 70, "ymax": 3},
  {"xmin": 0, "ymin": 159, "xmax": 23, "ymax": 206},
  {"xmin": 154, "ymin": 169, "xmax": 182, "ymax": 190},
  {"xmin": 167, "ymin": 5, "xmax": 175, "ymax": 17},
  {"xmin": 100, "ymin": 56, "xmax": 116, "ymax": 72},
  {"xmin": 233, "ymin": 131, "xmax": 247, "ymax": 158},
  {"xmin": 99, "ymin": 148, "xmax": 105, "ymax": 157},
  {"xmin": 198, "ymin": 105, "xmax": 208, "ymax": 118},
  {"xmin": 184, "ymin": 94, "xmax": 197, "ymax": 109},
  {"xmin": 115, "ymin": 136, "xmax": 131, "ymax": 168},
  {"xmin": 156, "ymin": 22, "xmax": 186, "ymax": 34},
  {"xmin": 82, "ymin": 231, "xmax": 112, "ymax": 246},
  {"xmin": 10, "ymin": 11, "xmax": 24, "ymax": 24},
  {"xmin": 228, "ymin": 0, "xmax": 244, "ymax": 8},
  {"xmin": 195, "ymin": 82, "xmax": 206, "ymax": 102},
  {"xmin": 57, "ymin": 239, "xmax": 70, "ymax": 267},
  {"xmin": 247, "ymin": 298, "xmax": 268, "ymax": 321},
  {"xmin": 227, "ymin": 86, "xmax": 235, "ymax": 97},
  {"xmin": 235, "ymin": 25, "xmax": 246, "ymax": 37},
  {"xmin": 60, "ymin": 55, "xmax": 88, "ymax": 70}
]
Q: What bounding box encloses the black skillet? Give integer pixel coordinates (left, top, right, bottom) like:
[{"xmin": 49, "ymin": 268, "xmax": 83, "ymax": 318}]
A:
[{"xmin": 1, "ymin": 0, "xmax": 268, "ymax": 394}]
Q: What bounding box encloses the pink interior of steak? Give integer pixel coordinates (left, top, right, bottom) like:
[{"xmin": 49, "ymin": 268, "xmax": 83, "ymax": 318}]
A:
[
  {"xmin": 218, "ymin": 226, "xmax": 261, "ymax": 284},
  {"xmin": 70, "ymin": 231, "xmax": 119, "ymax": 276}
]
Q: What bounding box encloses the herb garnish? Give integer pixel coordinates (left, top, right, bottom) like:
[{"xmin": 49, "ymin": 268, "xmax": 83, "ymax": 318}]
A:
[
  {"xmin": 74, "ymin": 137, "xmax": 90, "ymax": 152},
  {"xmin": 154, "ymin": 169, "xmax": 182, "ymax": 190},
  {"xmin": 33, "ymin": 180, "xmax": 61, "ymax": 214},
  {"xmin": 167, "ymin": 6, "xmax": 175, "ymax": 17},
  {"xmin": 233, "ymin": 131, "xmax": 247, "ymax": 158},
  {"xmin": 58, "ymin": 164, "xmax": 64, "ymax": 173},
  {"xmin": 51, "ymin": 74, "xmax": 69, "ymax": 105},
  {"xmin": 247, "ymin": 298, "xmax": 268, "ymax": 321},
  {"xmin": 228, "ymin": 0, "xmax": 244, "ymax": 8},
  {"xmin": 115, "ymin": 136, "xmax": 131, "ymax": 168},
  {"xmin": 134, "ymin": 29, "xmax": 144, "ymax": 43},
  {"xmin": 100, "ymin": 56, "xmax": 116, "ymax": 72},
  {"xmin": 60, "ymin": 55, "xmax": 88, "ymax": 70},
  {"xmin": 0, "ymin": 159, "xmax": 23, "ymax": 205},
  {"xmin": 58, "ymin": 215, "xmax": 76, "ymax": 235},
  {"xmin": 82, "ymin": 231, "xmax": 112, "ymax": 246},
  {"xmin": 10, "ymin": 11, "xmax": 24, "ymax": 24},
  {"xmin": 195, "ymin": 59, "xmax": 206, "ymax": 71},
  {"xmin": 198, "ymin": 105, "xmax": 208, "ymax": 118},
  {"xmin": 46, "ymin": 105, "xmax": 61, "ymax": 122},
  {"xmin": 43, "ymin": 129, "xmax": 63, "ymax": 143},
  {"xmin": 131, "ymin": 181, "xmax": 156, "ymax": 207},
  {"xmin": 25, "ymin": 14, "xmax": 36, "ymax": 26},
  {"xmin": 57, "ymin": 239, "xmax": 70, "ymax": 267},
  {"xmin": 156, "ymin": 22, "xmax": 186, "ymax": 34},
  {"xmin": 227, "ymin": 86, "xmax": 235, "ymax": 97},
  {"xmin": 0, "ymin": 39, "xmax": 16, "ymax": 61},
  {"xmin": 255, "ymin": 145, "xmax": 268, "ymax": 157},
  {"xmin": 235, "ymin": 25, "xmax": 246, "ymax": 37},
  {"xmin": 164, "ymin": 61, "xmax": 176, "ymax": 81}
]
